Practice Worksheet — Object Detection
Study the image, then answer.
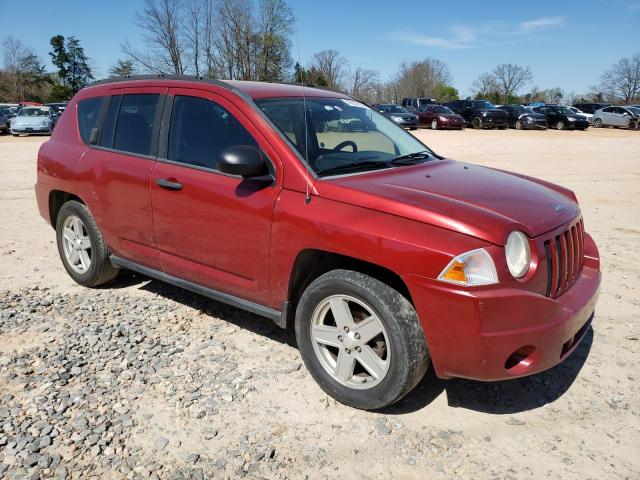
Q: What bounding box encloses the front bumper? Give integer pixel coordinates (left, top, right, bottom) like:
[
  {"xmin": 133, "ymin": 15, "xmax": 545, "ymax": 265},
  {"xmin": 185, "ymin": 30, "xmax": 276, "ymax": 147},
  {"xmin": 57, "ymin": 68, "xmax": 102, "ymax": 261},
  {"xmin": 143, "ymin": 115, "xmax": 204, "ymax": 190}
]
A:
[
  {"xmin": 393, "ymin": 119, "xmax": 418, "ymax": 128},
  {"xmin": 523, "ymin": 120, "xmax": 548, "ymax": 129},
  {"xmin": 406, "ymin": 252, "xmax": 600, "ymax": 381},
  {"xmin": 482, "ymin": 116, "xmax": 508, "ymax": 127},
  {"xmin": 11, "ymin": 126, "xmax": 52, "ymax": 134},
  {"xmin": 568, "ymin": 120, "xmax": 589, "ymax": 129}
]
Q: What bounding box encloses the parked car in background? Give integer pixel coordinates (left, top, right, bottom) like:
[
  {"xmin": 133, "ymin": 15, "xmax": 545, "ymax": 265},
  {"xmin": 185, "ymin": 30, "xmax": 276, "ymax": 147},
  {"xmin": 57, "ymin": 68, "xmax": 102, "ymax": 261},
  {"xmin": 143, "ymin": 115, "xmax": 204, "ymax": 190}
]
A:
[
  {"xmin": 444, "ymin": 99, "xmax": 508, "ymax": 129},
  {"xmin": 35, "ymin": 76, "xmax": 600, "ymax": 410},
  {"xmin": 45, "ymin": 102, "xmax": 69, "ymax": 115},
  {"xmin": 0, "ymin": 110, "xmax": 10, "ymax": 133},
  {"xmin": 373, "ymin": 104, "xmax": 418, "ymax": 129},
  {"xmin": 568, "ymin": 107, "xmax": 593, "ymax": 123},
  {"xmin": 572, "ymin": 103, "xmax": 611, "ymax": 114},
  {"xmin": 10, "ymin": 106, "xmax": 59, "ymax": 136},
  {"xmin": 497, "ymin": 105, "xmax": 547, "ymax": 130},
  {"xmin": 592, "ymin": 106, "xmax": 639, "ymax": 129},
  {"xmin": 415, "ymin": 104, "xmax": 465, "ymax": 130},
  {"xmin": 532, "ymin": 105, "xmax": 589, "ymax": 130},
  {"xmin": 401, "ymin": 97, "xmax": 438, "ymax": 112}
]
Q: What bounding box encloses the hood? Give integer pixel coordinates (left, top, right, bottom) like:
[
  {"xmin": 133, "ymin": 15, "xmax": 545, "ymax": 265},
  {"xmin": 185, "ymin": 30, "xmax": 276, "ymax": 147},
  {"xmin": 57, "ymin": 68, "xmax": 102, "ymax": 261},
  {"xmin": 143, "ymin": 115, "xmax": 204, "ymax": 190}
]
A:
[
  {"xmin": 438, "ymin": 114, "xmax": 464, "ymax": 121},
  {"xmin": 520, "ymin": 112, "xmax": 546, "ymax": 120},
  {"xmin": 13, "ymin": 115, "xmax": 51, "ymax": 126},
  {"xmin": 316, "ymin": 159, "xmax": 579, "ymax": 245}
]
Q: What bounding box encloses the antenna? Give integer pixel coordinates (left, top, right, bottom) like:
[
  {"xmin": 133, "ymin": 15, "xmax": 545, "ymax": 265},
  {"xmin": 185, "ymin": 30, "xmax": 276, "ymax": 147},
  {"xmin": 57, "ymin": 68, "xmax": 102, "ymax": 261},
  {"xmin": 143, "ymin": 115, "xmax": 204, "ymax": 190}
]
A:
[{"xmin": 298, "ymin": 42, "xmax": 311, "ymax": 204}]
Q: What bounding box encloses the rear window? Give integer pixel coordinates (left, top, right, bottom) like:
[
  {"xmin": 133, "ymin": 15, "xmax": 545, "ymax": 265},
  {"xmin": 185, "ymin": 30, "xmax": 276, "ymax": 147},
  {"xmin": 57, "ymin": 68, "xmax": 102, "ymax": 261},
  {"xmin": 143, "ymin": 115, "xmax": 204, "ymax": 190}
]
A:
[
  {"xmin": 77, "ymin": 97, "xmax": 104, "ymax": 144},
  {"xmin": 113, "ymin": 94, "xmax": 161, "ymax": 156}
]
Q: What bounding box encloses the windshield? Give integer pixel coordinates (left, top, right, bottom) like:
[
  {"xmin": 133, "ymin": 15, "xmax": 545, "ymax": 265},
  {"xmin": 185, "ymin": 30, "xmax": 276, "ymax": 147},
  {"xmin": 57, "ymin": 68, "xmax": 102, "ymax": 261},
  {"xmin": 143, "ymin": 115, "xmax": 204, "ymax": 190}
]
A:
[
  {"xmin": 471, "ymin": 101, "xmax": 496, "ymax": 109},
  {"xmin": 384, "ymin": 105, "xmax": 408, "ymax": 114},
  {"xmin": 554, "ymin": 106, "xmax": 575, "ymax": 115},
  {"xmin": 19, "ymin": 108, "xmax": 50, "ymax": 117},
  {"xmin": 430, "ymin": 106, "xmax": 454, "ymax": 114},
  {"xmin": 256, "ymin": 97, "xmax": 433, "ymax": 177},
  {"xmin": 626, "ymin": 107, "xmax": 640, "ymax": 116}
]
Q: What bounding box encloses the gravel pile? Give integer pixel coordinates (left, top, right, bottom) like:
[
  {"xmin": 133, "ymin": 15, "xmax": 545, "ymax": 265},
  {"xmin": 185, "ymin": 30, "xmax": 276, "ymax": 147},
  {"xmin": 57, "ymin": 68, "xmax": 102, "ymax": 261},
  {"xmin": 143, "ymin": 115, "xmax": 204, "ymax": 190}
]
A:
[{"xmin": 0, "ymin": 287, "xmax": 288, "ymax": 479}]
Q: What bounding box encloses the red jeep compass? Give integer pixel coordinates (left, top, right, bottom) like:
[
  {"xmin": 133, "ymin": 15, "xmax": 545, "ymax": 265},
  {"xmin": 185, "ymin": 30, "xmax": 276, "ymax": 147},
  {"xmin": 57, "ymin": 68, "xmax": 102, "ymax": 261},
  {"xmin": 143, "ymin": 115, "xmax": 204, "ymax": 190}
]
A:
[{"xmin": 35, "ymin": 76, "xmax": 601, "ymax": 410}]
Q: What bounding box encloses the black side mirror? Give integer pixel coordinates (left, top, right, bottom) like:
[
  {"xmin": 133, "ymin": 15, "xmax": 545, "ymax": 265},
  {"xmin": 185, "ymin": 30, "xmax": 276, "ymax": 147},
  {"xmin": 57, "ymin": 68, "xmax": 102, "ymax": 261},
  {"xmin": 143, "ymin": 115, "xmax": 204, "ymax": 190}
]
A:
[{"xmin": 218, "ymin": 145, "xmax": 269, "ymax": 179}]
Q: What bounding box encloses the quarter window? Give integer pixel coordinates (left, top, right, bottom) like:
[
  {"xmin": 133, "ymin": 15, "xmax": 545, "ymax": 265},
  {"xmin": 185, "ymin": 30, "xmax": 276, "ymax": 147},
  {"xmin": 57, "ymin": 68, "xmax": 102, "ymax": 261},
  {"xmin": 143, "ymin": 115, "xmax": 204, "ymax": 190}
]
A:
[
  {"xmin": 98, "ymin": 95, "xmax": 121, "ymax": 148},
  {"xmin": 167, "ymin": 95, "xmax": 258, "ymax": 170},
  {"xmin": 113, "ymin": 94, "xmax": 161, "ymax": 156},
  {"xmin": 77, "ymin": 97, "xmax": 104, "ymax": 144}
]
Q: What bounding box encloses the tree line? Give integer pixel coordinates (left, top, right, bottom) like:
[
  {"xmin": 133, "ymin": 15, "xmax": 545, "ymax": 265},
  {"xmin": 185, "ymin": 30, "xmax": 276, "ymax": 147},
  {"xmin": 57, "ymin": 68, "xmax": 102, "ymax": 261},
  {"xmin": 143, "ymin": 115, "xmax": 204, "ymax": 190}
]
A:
[{"xmin": 0, "ymin": 0, "xmax": 639, "ymax": 106}]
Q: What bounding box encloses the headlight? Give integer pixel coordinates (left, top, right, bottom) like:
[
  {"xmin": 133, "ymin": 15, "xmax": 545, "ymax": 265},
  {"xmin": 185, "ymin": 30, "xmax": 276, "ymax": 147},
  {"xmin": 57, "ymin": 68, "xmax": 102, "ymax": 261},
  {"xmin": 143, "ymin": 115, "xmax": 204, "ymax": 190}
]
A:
[
  {"xmin": 505, "ymin": 231, "xmax": 531, "ymax": 278},
  {"xmin": 568, "ymin": 117, "xmax": 576, "ymax": 122},
  {"xmin": 390, "ymin": 115, "xmax": 403, "ymax": 122},
  {"xmin": 439, "ymin": 115, "xmax": 447, "ymax": 121},
  {"xmin": 481, "ymin": 111, "xmax": 488, "ymax": 116},
  {"xmin": 526, "ymin": 116, "xmax": 534, "ymax": 123},
  {"xmin": 438, "ymin": 248, "xmax": 498, "ymax": 286}
]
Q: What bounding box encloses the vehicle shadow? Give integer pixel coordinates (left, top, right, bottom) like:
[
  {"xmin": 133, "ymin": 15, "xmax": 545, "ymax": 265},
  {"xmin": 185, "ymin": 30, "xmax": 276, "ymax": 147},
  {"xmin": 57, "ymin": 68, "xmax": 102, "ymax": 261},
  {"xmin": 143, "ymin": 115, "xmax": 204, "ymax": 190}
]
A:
[
  {"xmin": 385, "ymin": 327, "xmax": 594, "ymax": 415},
  {"xmin": 106, "ymin": 271, "xmax": 593, "ymax": 415},
  {"xmin": 107, "ymin": 271, "xmax": 297, "ymax": 347}
]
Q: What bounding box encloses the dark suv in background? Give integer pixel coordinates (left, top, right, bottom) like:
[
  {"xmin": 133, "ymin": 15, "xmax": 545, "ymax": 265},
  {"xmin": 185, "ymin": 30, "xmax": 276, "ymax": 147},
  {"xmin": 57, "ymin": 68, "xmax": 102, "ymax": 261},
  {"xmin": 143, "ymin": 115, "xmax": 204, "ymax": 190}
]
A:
[
  {"xmin": 573, "ymin": 103, "xmax": 611, "ymax": 114},
  {"xmin": 401, "ymin": 97, "xmax": 438, "ymax": 112},
  {"xmin": 444, "ymin": 100, "xmax": 508, "ymax": 129}
]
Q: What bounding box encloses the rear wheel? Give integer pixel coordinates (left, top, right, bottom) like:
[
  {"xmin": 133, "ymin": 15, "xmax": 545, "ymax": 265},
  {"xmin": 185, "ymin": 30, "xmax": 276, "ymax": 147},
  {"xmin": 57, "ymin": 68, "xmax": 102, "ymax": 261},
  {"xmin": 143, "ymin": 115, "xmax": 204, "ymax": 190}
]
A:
[
  {"xmin": 56, "ymin": 201, "xmax": 118, "ymax": 287},
  {"xmin": 472, "ymin": 117, "xmax": 483, "ymax": 129},
  {"xmin": 295, "ymin": 270, "xmax": 429, "ymax": 410},
  {"xmin": 430, "ymin": 119, "xmax": 438, "ymax": 130}
]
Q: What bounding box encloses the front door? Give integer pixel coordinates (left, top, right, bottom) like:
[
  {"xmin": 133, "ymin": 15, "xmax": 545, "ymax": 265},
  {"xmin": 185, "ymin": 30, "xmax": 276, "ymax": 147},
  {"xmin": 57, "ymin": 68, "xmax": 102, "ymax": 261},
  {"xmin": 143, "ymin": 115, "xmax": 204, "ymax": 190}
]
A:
[{"xmin": 150, "ymin": 89, "xmax": 281, "ymax": 305}]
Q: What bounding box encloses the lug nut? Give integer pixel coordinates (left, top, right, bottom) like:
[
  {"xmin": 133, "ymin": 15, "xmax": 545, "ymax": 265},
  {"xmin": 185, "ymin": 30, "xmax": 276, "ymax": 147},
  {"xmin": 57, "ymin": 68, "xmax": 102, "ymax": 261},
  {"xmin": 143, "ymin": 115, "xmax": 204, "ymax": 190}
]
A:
[
  {"xmin": 343, "ymin": 326, "xmax": 349, "ymax": 332},
  {"xmin": 345, "ymin": 348, "xmax": 351, "ymax": 354},
  {"xmin": 355, "ymin": 346, "xmax": 361, "ymax": 353},
  {"xmin": 338, "ymin": 335, "xmax": 343, "ymax": 342},
  {"xmin": 354, "ymin": 333, "xmax": 360, "ymax": 340}
]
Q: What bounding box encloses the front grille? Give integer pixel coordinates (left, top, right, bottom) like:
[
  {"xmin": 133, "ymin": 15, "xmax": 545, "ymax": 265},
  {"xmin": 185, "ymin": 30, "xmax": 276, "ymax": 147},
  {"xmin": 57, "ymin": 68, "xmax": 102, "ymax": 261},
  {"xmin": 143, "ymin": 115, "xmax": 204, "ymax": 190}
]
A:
[{"xmin": 544, "ymin": 218, "xmax": 584, "ymax": 298}]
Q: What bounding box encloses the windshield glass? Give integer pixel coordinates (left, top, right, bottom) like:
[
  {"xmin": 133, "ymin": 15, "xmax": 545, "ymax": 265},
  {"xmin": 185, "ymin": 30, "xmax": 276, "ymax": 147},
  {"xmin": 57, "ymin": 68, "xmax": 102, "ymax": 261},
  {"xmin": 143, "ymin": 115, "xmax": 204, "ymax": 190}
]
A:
[
  {"xmin": 430, "ymin": 106, "xmax": 453, "ymax": 114},
  {"xmin": 626, "ymin": 107, "xmax": 640, "ymax": 116},
  {"xmin": 19, "ymin": 108, "xmax": 50, "ymax": 117},
  {"xmin": 385, "ymin": 105, "xmax": 408, "ymax": 114},
  {"xmin": 471, "ymin": 101, "xmax": 496, "ymax": 109},
  {"xmin": 554, "ymin": 106, "xmax": 575, "ymax": 115},
  {"xmin": 256, "ymin": 97, "xmax": 432, "ymax": 176}
]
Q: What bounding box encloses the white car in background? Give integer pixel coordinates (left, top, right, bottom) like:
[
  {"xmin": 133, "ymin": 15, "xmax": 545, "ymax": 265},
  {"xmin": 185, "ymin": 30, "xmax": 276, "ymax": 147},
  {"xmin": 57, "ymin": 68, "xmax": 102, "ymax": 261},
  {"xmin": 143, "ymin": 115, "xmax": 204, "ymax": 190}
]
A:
[
  {"xmin": 568, "ymin": 106, "xmax": 593, "ymax": 123},
  {"xmin": 9, "ymin": 106, "xmax": 59, "ymax": 136},
  {"xmin": 593, "ymin": 106, "xmax": 639, "ymax": 129}
]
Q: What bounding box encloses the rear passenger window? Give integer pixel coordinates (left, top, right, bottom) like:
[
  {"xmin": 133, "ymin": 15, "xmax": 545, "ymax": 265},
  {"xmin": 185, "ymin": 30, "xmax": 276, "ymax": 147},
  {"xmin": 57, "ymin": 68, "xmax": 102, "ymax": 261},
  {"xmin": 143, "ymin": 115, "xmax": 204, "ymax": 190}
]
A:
[
  {"xmin": 77, "ymin": 97, "xmax": 104, "ymax": 144},
  {"xmin": 168, "ymin": 95, "xmax": 258, "ymax": 170},
  {"xmin": 98, "ymin": 95, "xmax": 121, "ymax": 148},
  {"xmin": 113, "ymin": 94, "xmax": 161, "ymax": 156}
]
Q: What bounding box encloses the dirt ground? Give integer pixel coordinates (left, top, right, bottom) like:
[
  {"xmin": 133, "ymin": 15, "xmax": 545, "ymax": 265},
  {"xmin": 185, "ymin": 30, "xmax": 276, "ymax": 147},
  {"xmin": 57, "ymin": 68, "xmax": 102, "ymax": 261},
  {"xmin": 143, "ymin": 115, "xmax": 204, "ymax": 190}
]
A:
[{"xmin": 1, "ymin": 128, "xmax": 639, "ymax": 479}]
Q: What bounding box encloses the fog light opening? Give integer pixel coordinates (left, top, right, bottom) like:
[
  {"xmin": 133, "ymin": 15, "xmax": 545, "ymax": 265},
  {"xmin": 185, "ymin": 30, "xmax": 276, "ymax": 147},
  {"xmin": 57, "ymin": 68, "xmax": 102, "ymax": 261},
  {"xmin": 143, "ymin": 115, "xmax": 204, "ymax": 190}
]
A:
[{"xmin": 505, "ymin": 345, "xmax": 537, "ymax": 371}]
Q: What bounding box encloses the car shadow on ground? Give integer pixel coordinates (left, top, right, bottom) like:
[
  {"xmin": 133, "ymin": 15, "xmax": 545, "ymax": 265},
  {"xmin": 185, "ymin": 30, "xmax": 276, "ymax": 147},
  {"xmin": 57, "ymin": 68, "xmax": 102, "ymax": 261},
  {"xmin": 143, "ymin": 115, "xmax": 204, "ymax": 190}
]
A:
[
  {"xmin": 106, "ymin": 271, "xmax": 594, "ymax": 415},
  {"xmin": 106, "ymin": 270, "xmax": 297, "ymax": 347}
]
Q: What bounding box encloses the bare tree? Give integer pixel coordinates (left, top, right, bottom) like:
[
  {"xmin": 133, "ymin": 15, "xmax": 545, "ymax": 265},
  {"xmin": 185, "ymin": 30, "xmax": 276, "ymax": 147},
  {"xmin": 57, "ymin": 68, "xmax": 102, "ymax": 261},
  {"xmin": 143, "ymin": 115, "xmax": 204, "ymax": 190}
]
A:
[
  {"xmin": 255, "ymin": 0, "xmax": 294, "ymax": 81},
  {"xmin": 394, "ymin": 58, "xmax": 453, "ymax": 99},
  {"xmin": 123, "ymin": 0, "xmax": 186, "ymax": 74},
  {"xmin": 185, "ymin": 0, "xmax": 203, "ymax": 76},
  {"xmin": 310, "ymin": 50, "xmax": 347, "ymax": 90},
  {"xmin": 492, "ymin": 63, "xmax": 533, "ymax": 103},
  {"xmin": 348, "ymin": 67, "xmax": 379, "ymax": 102},
  {"xmin": 599, "ymin": 53, "xmax": 640, "ymax": 103},
  {"xmin": 470, "ymin": 73, "xmax": 499, "ymax": 99}
]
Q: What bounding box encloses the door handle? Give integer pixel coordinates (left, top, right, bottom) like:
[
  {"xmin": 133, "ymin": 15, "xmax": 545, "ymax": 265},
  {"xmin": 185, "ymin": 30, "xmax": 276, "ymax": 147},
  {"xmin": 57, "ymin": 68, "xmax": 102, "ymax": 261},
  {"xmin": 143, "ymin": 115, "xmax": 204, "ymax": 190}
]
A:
[{"xmin": 156, "ymin": 178, "xmax": 183, "ymax": 191}]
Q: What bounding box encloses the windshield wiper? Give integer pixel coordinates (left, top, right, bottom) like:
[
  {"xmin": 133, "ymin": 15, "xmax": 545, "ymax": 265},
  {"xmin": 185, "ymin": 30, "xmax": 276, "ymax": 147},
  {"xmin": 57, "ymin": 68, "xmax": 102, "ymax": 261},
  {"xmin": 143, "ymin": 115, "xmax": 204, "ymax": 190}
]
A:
[
  {"xmin": 318, "ymin": 160, "xmax": 393, "ymax": 176},
  {"xmin": 389, "ymin": 151, "xmax": 432, "ymax": 164}
]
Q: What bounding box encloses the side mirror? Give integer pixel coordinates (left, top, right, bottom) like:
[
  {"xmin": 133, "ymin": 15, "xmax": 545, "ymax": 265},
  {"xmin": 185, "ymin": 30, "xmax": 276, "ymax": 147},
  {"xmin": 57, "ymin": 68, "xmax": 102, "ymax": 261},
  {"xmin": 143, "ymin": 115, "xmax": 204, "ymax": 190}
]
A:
[{"xmin": 218, "ymin": 145, "xmax": 269, "ymax": 179}]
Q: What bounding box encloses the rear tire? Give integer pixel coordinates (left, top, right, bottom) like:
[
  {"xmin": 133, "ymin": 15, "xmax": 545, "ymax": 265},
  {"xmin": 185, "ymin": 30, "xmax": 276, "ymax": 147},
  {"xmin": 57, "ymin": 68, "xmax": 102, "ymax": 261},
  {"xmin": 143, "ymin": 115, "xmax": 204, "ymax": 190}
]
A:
[
  {"xmin": 55, "ymin": 200, "xmax": 118, "ymax": 287},
  {"xmin": 295, "ymin": 270, "xmax": 429, "ymax": 410}
]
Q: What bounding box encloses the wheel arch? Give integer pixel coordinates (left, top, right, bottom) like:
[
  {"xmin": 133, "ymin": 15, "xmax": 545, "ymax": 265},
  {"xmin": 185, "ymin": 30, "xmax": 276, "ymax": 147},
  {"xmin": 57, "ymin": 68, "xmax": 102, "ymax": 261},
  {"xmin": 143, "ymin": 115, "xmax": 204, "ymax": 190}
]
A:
[
  {"xmin": 284, "ymin": 248, "xmax": 413, "ymax": 329},
  {"xmin": 49, "ymin": 190, "xmax": 84, "ymax": 227}
]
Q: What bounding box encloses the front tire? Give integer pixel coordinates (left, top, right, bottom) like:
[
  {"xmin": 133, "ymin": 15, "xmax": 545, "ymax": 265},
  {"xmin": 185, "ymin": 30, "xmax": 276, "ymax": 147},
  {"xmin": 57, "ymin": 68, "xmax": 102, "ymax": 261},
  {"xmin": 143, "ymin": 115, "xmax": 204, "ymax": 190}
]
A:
[
  {"xmin": 56, "ymin": 200, "xmax": 118, "ymax": 287},
  {"xmin": 556, "ymin": 120, "xmax": 565, "ymax": 130},
  {"xmin": 594, "ymin": 118, "xmax": 603, "ymax": 128},
  {"xmin": 295, "ymin": 270, "xmax": 430, "ymax": 410},
  {"xmin": 514, "ymin": 120, "xmax": 523, "ymax": 130},
  {"xmin": 472, "ymin": 117, "xmax": 483, "ymax": 129}
]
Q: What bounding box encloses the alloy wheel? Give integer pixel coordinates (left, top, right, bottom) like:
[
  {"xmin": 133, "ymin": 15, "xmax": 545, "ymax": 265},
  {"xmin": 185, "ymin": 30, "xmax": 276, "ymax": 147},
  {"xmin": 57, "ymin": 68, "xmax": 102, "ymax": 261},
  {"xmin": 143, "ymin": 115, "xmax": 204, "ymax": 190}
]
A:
[
  {"xmin": 310, "ymin": 295, "xmax": 390, "ymax": 390},
  {"xmin": 431, "ymin": 119, "xmax": 438, "ymax": 130},
  {"xmin": 61, "ymin": 215, "xmax": 92, "ymax": 274},
  {"xmin": 556, "ymin": 121, "xmax": 565, "ymax": 130}
]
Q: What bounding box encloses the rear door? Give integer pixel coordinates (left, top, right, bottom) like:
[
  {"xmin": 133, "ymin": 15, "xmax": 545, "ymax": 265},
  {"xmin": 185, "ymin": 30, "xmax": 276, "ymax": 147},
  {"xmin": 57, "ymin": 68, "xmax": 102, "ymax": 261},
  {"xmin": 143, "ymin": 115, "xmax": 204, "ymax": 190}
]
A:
[
  {"xmin": 150, "ymin": 88, "xmax": 281, "ymax": 304},
  {"xmin": 78, "ymin": 89, "xmax": 166, "ymax": 268}
]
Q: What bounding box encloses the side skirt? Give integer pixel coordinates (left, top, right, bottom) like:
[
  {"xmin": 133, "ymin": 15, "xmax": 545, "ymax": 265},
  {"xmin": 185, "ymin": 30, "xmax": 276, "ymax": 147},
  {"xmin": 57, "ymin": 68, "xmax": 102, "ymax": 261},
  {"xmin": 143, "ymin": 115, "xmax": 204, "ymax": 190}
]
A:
[{"xmin": 110, "ymin": 255, "xmax": 286, "ymax": 328}]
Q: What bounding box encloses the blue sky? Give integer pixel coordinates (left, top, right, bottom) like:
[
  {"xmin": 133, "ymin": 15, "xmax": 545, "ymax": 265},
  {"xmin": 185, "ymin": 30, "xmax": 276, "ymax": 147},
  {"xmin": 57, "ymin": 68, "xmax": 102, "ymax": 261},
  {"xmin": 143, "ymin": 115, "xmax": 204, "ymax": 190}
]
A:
[{"xmin": 1, "ymin": 0, "xmax": 639, "ymax": 97}]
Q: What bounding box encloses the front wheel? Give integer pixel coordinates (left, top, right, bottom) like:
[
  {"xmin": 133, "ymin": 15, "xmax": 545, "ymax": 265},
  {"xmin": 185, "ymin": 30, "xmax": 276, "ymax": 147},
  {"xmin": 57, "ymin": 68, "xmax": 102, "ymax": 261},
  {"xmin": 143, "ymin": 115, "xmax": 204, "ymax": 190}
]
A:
[
  {"xmin": 593, "ymin": 118, "xmax": 603, "ymax": 128},
  {"xmin": 514, "ymin": 120, "xmax": 523, "ymax": 130},
  {"xmin": 556, "ymin": 120, "xmax": 565, "ymax": 130},
  {"xmin": 295, "ymin": 270, "xmax": 430, "ymax": 410},
  {"xmin": 472, "ymin": 117, "xmax": 483, "ymax": 129},
  {"xmin": 431, "ymin": 119, "xmax": 438, "ymax": 130},
  {"xmin": 56, "ymin": 200, "xmax": 118, "ymax": 287}
]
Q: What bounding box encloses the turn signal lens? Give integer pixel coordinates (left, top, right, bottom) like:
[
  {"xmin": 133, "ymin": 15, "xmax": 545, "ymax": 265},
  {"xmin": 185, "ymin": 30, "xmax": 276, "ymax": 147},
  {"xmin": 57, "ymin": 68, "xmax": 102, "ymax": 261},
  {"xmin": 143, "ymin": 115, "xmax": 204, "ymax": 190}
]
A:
[{"xmin": 437, "ymin": 248, "xmax": 498, "ymax": 286}]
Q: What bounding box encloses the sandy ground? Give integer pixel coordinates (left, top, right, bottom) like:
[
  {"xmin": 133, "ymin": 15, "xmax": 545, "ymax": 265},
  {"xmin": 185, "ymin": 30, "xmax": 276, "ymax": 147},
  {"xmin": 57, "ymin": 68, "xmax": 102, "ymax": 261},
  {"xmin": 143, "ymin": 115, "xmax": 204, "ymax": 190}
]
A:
[{"xmin": 1, "ymin": 128, "xmax": 639, "ymax": 479}]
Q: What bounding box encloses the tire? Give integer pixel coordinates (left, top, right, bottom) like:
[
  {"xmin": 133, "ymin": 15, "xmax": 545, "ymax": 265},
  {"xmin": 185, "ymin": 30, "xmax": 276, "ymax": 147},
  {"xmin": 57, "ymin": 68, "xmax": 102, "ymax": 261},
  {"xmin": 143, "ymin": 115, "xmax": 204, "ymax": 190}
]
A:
[
  {"xmin": 514, "ymin": 121, "xmax": 523, "ymax": 130},
  {"xmin": 55, "ymin": 200, "xmax": 118, "ymax": 287},
  {"xmin": 556, "ymin": 120, "xmax": 565, "ymax": 130},
  {"xmin": 594, "ymin": 118, "xmax": 603, "ymax": 128},
  {"xmin": 295, "ymin": 269, "xmax": 430, "ymax": 410},
  {"xmin": 430, "ymin": 119, "xmax": 438, "ymax": 130},
  {"xmin": 629, "ymin": 120, "xmax": 638, "ymax": 130},
  {"xmin": 472, "ymin": 117, "xmax": 483, "ymax": 129}
]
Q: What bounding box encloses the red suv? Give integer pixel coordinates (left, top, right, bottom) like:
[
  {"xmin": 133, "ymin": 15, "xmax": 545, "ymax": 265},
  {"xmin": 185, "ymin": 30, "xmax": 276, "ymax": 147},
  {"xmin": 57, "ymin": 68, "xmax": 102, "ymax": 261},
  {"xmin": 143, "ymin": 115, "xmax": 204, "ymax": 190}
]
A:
[{"xmin": 35, "ymin": 76, "xmax": 601, "ymax": 410}]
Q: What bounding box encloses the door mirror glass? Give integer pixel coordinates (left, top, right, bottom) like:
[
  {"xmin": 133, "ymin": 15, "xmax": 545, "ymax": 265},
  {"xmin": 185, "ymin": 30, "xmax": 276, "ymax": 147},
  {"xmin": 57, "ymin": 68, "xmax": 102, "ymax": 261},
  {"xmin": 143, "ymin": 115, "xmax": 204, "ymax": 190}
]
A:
[{"xmin": 218, "ymin": 145, "xmax": 268, "ymax": 178}]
